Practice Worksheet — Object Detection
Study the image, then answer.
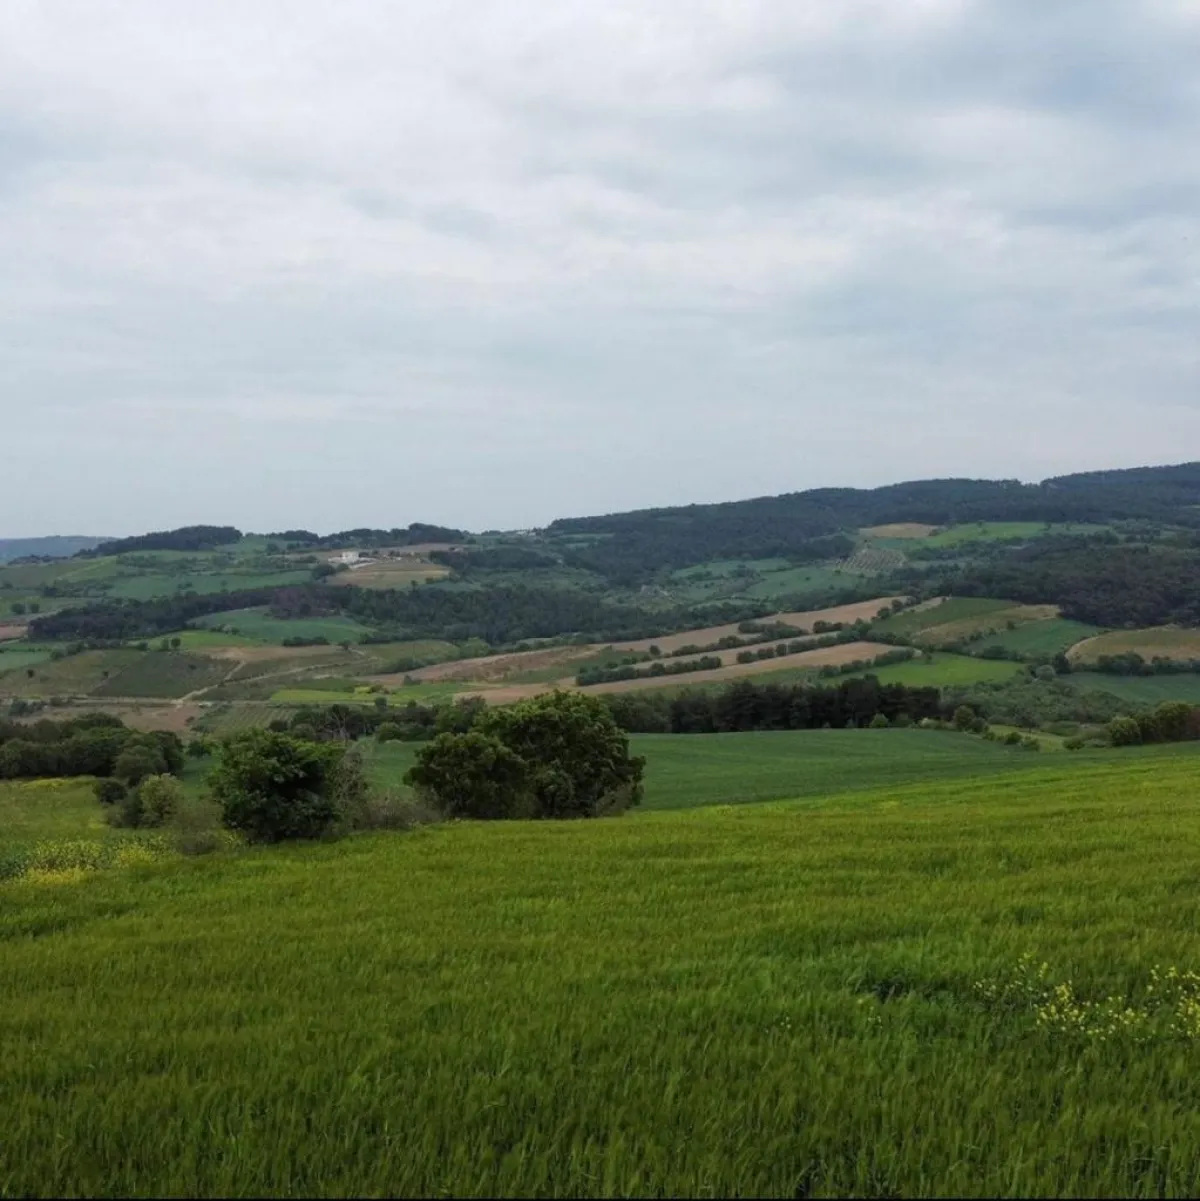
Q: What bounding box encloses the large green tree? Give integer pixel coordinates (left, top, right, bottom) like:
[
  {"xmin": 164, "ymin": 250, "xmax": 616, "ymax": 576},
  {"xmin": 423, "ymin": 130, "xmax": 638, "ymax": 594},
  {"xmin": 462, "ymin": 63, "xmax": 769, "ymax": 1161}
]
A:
[
  {"xmin": 406, "ymin": 691, "xmax": 645, "ymax": 821},
  {"xmin": 209, "ymin": 729, "xmax": 353, "ymax": 843}
]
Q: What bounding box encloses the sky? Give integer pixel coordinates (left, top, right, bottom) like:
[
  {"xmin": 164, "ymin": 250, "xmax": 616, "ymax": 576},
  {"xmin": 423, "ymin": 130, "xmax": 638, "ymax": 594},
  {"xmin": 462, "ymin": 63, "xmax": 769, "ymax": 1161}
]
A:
[{"xmin": 1, "ymin": 0, "xmax": 1198, "ymax": 537}]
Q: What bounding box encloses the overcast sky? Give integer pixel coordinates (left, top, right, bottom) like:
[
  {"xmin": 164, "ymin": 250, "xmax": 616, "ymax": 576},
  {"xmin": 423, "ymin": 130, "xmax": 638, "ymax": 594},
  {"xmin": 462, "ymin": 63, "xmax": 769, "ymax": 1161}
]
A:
[{"xmin": 2, "ymin": 0, "xmax": 1198, "ymax": 536}]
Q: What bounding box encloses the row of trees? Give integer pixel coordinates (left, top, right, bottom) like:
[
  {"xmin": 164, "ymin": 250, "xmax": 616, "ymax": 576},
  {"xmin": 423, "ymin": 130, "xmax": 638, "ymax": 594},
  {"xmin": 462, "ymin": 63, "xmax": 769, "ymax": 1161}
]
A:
[
  {"xmin": 597, "ymin": 677, "xmax": 943, "ymax": 734},
  {"xmin": 0, "ymin": 714, "xmax": 184, "ymax": 782}
]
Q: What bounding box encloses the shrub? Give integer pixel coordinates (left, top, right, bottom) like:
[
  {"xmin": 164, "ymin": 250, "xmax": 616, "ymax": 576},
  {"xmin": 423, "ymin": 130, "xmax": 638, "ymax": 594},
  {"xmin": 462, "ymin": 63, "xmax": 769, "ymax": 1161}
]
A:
[
  {"xmin": 113, "ymin": 745, "xmax": 167, "ymax": 787},
  {"xmin": 169, "ymin": 794, "xmax": 230, "ymax": 856},
  {"xmin": 953, "ymin": 705, "xmax": 985, "ymax": 733},
  {"xmin": 1107, "ymin": 716, "xmax": 1143, "ymax": 747},
  {"xmin": 868, "ymin": 713, "xmax": 890, "ymax": 729},
  {"xmin": 343, "ymin": 788, "xmax": 442, "ymax": 832},
  {"xmin": 137, "ymin": 774, "xmax": 185, "ymax": 827},
  {"xmin": 209, "ymin": 730, "xmax": 349, "ymax": 843},
  {"xmin": 93, "ymin": 777, "xmax": 127, "ymax": 805},
  {"xmin": 405, "ymin": 731, "xmax": 532, "ymax": 820},
  {"xmin": 480, "ymin": 691, "xmax": 645, "ymax": 819},
  {"xmin": 375, "ymin": 721, "xmax": 404, "ymax": 743}
]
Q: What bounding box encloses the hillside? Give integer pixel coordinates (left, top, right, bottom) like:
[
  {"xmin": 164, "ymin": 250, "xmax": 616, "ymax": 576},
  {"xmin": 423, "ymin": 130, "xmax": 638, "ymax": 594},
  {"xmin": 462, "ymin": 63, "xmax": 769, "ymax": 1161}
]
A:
[
  {"xmin": 3, "ymin": 461, "xmax": 1200, "ymax": 729},
  {"xmin": 7, "ymin": 743, "xmax": 1200, "ymax": 1195}
]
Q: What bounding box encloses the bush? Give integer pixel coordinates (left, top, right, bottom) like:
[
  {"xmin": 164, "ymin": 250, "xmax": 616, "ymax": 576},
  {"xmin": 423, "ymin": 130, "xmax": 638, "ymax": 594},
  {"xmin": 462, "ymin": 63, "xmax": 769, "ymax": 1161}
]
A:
[
  {"xmin": 209, "ymin": 730, "xmax": 350, "ymax": 843},
  {"xmin": 480, "ymin": 691, "xmax": 645, "ymax": 819},
  {"xmin": 405, "ymin": 731, "xmax": 532, "ymax": 820},
  {"xmin": 1107, "ymin": 716, "xmax": 1143, "ymax": 747},
  {"xmin": 93, "ymin": 777, "xmax": 127, "ymax": 805},
  {"xmin": 868, "ymin": 713, "xmax": 890, "ymax": 729},
  {"xmin": 113, "ymin": 744, "xmax": 167, "ymax": 787},
  {"xmin": 342, "ymin": 788, "xmax": 442, "ymax": 832},
  {"xmin": 406, "ymin": 692, "xmax": 645, "ymax": 821},
  {"xmin": 169, "ymin": 794, "xmax": 231, "ymax": 855},
  {"xmin": 375, "ymin": 721, "xmax": 404, "ymax": 743},
  {"xmin": 137, "ymin": 774, "xmax": 185, "ymax": 827}
]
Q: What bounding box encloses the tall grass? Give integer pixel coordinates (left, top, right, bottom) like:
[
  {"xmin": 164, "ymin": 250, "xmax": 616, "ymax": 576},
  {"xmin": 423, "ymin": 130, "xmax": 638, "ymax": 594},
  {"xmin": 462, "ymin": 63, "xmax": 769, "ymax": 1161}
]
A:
[{"xmin": 6, "ymin": 753, "xmax": 1200, "ymax": 1194}]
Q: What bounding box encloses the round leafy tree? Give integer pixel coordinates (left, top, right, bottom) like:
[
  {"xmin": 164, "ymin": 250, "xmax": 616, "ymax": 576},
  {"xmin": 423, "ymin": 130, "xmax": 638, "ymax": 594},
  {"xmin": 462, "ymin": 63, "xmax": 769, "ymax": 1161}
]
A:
[
  {"xmin": 209, "ymin": 729, "xmax": 349, "ymax": 843},
  {"xmin": 405, "ymin": 731, "xmax": 532, "ymax": 820}
]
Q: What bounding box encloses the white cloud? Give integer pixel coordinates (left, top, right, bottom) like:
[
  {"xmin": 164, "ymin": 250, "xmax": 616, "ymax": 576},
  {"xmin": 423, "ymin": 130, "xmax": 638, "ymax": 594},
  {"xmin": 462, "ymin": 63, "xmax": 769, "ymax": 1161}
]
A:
[{"xmin": 0, "ymin": 0, "xmax": 1197, "ymax": 534}]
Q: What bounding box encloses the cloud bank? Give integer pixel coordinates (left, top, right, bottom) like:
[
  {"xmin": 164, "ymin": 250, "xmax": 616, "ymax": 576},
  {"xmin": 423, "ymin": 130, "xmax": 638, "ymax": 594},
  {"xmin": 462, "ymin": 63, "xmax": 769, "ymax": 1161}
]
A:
[{"xmin": 1, "ymin": 0, "xmax": 1197, "ymax": 534}]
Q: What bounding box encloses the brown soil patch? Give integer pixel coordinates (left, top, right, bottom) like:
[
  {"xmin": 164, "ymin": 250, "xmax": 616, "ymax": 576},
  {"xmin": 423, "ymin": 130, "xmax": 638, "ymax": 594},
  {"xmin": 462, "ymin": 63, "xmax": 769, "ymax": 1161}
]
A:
[
  {"xmin": 376, "ymin": 645, "xmax": 601, "ymax": 687},
  {"xmin": 613, "ymin": 597, "xmax": 910, "ymax": 655},
  {"xmin": 860, "ymin": 523, "xmax": 939, "ymax": 539},
  {"xmin": 0, "ymin": 624, "xmax": 27, "ymax": 642},
  {"xmin": 327, "ymin": 563, "xmax": 451, "ymax": 590},
  {"xmin": 458, "ymin": 641, "xmax": 899, "ymax": 703},
  {"xmin": 206, "ymin": 644, "xmax": 351, "ymax": 664}
]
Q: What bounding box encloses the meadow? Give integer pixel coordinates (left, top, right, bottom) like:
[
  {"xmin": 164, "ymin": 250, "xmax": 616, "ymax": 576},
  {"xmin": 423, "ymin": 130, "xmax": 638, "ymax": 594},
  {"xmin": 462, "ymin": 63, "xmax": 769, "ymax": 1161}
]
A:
[
  {"xmin": 920, "ymin": 521, "xmax": 1105, "ymax": 547},
  {"xmin": 1069, "ymin": 627, "xmax": 1200, "ymax": 665},
  {"xmin": 7, "ymin": 749, "xmax": 1200, "ymax": 1195},
  {"xmin": 873, "ymin": 596, "xmax": 1015, "ymax": 638},
  {"xmin": 367, "ymin": 727, "xmax": 1073, "ymax": 810},
  {"xmin": 1062, "ymin": 672, "xmax": 1200, "ymax": 706},
  {"xmin": 193, "ymin": 607, "xmax": 375, "ymax": 645},
  {"xmin": 973, "ymin": 617, "xmax": 1101, "ymax": 659}
]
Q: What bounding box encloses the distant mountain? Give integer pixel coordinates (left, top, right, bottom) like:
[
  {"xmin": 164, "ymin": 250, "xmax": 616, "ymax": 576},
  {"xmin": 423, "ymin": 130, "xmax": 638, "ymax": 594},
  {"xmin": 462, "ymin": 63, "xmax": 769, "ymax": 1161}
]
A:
[{"xmin": 0, "ymin": 536, "xmax": 109, "ymax": 564}]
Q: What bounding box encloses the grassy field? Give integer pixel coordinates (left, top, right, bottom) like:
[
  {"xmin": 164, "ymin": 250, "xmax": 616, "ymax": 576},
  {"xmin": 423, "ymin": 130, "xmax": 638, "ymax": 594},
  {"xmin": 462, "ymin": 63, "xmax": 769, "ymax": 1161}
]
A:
[
  {"xmin": 974, "ymin": 618, "xmax": 1101, "ymax": 659},
  {"xmin": 366, "ymin": 727, "xmax": 1072, "ymax": 811},
  {"xmin": 92, "ymin": 652, "xmax": 231, "ymax": 698},
  {"xmin": 1069, "ymin": 627, "xmax": 1200, "ymax": 665},
  {"xmin": 874, "ymin": 596, "xmax": 1015, "ymax": 638},
  {"xmin": 0, "ymin": 648, "xmax": 146, "ymax": 697},
  {"xmin": 842, "ymin": 652, "xmax": 1026, "ymax": 687},
  {"xmin": 169, "ymin": 629, "xmax": 260, "ymax": 650},
  {"xmin": 0, "ymin": 647, "xmax": 55, "ymax": 673},
  {"xmin": 193, "ymin": 607, "xmax": 375, "ymax": 644},
  {"xmin": 921, "ymin": 521, "xmax": 1105, "ymax": 547},
  {"xmin": 1062, "ymin": 672, "xmax": 1200, "ymax": 706},
  {"xmin": 8, "ymin": 749, "xmax": 1200, "ymax": 1194}
]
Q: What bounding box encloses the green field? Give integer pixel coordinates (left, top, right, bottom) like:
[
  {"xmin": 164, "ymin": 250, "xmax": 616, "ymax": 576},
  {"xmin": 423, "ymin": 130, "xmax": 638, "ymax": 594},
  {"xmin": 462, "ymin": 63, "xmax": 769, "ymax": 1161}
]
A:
[
  {"xmin": 921, "ymin": 522, "xmax": 1105, "ymax": 547},
  {"xmin": 973, "ymin": 618, "xmax": 1101, "ymax": 659},
  {"xmin": 168, "ymin": 629, "xmax": 260, "ymax": 650},
  {"xmin": 873, "ymin": 596, "xmax": 1016, "ymax": 638},
  {"xmin": 0, "ymin": 648, "xmax": 145, "ymax": 697},
  {"xmin": 0, "ymin": 648, "xmax": 55, "ymax": 673},
  {"xmin": 8, "ymin": 750, "xmax": 1200, "ymax": 1194},
  {"xmin": 366, "ymin": 727, "xmax": 1078, "ymax": 811},
  {"xmin": 193, "ymin": 607, "xmax": 374, "ymax": 645},
  {"xmin": 847, "ymin": 652, "xmax": 1026, "ymax": 687},
  {"xmin": 746, "ymin": 652, "xmax": 1024, "ymax": 691},
  {"xmin": 1062, "ymin": 672, "xmax": 1200, "ymax": 706},
  {"xmin": 92, "ymin": 652, "xmax": 231, "ymax": 698}
]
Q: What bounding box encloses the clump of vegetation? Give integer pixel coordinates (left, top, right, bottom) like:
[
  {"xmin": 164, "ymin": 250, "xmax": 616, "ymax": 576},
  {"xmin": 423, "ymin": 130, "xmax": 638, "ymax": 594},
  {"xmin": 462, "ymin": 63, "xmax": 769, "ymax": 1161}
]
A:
[
  {"xmin": 208, "ymin": 729, "xmax": 367, "ymax": 843},
  {"xmin": 405, "ymin": 691, "xmax": 644, "ymax": 821}
]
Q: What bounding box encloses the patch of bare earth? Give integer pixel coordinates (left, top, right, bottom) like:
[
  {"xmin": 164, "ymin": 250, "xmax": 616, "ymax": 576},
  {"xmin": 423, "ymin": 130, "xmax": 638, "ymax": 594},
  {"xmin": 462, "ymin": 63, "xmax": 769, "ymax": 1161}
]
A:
[
  {"xmin": 0, "ymin": 625, "xmax": 28, "ymax": 642},
  {"xmin": 458, "ymin": 641, "xmax": 900, "ymax": 703},
  {"xmin": 376, "ymin": 645, "xmax": 601, "ymax": 687},
  {"xmin": 860, "ymin": 523, "xmax": 939, "ymax": 539},
  {"xmin": 613, "ymin": 597, "xmax": 910, "ymax": 655},
  {"xmin": 206, "ymin": 644, "xmax": 351, "ymax": 664}
]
